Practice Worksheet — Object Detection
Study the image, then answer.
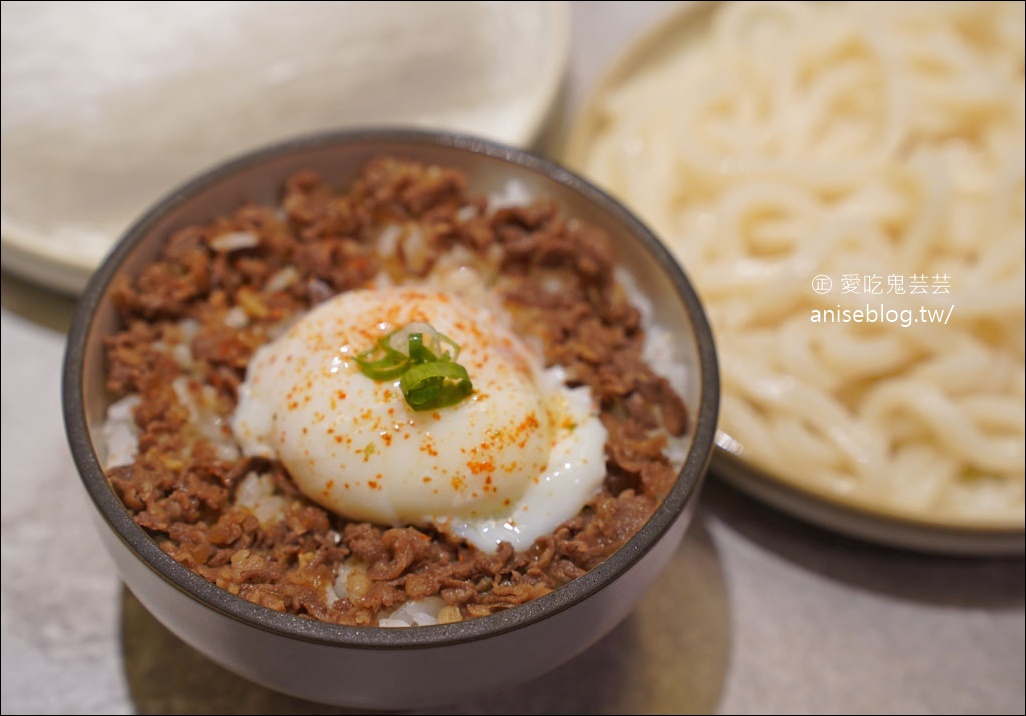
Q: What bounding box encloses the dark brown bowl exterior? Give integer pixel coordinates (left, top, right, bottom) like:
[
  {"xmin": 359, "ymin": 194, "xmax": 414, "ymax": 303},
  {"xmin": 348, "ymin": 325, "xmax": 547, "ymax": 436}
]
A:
[{"xmin": 63, "ymin": 129, "xmax": 719, "ymax": 709}]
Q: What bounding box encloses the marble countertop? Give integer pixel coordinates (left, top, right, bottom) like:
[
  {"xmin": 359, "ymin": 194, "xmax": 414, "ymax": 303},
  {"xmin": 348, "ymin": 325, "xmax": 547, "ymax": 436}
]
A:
[{"xmin": 2, "ymin": 3, "xmax": 1023, "ymax": 713}]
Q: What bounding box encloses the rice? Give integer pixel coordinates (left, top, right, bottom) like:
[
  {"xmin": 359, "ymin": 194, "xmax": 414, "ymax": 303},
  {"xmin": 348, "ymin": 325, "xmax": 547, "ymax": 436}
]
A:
[{"xmin": 100, "ymin": 395, "xmax": 141, "ymax": 469}]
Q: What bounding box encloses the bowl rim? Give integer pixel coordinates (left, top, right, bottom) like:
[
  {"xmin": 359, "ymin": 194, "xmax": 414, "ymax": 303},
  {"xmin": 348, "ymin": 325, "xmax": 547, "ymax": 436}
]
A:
[{"xmin": 62, "ymin": 127, "xmax": 720, "ymax": 649}]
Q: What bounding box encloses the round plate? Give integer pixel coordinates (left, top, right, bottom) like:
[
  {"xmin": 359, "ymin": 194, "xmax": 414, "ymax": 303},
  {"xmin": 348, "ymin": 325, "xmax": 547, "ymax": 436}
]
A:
[
  {"xmin": 0, "ymin": 1, "xmax": 569, "ymax": 295},
  {"xmin": 563, "ymin": 1, "xmax": 1024, "ymax": 556},
  {"xmin": 714, "ymin": 443, "xmax": 1023, "ymax": 556}
]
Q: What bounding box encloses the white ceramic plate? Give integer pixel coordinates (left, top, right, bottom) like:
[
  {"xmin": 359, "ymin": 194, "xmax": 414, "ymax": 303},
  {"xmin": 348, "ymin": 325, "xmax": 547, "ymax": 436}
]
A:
[
  {"xmin": 0, "ymin": 1, "xmax": 569, "ymax": 294},
  {"xmin": 563, "ymin": 1, "xmax": 1024, "ymax": 556}
]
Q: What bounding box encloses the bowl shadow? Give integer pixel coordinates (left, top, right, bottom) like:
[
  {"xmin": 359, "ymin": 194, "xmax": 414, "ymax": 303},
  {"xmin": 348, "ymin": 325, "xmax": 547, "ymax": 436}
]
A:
[
  {"xmin": 0, "ymin": 268, "xmax": 78, "ymax": 335},
  {"xmin": 120, "ymin": 514, "xmax": 730, "ymax": 715},
  {"xmin": 702, "ymin": 475, "xmax": 1024, "ymax": 610}
]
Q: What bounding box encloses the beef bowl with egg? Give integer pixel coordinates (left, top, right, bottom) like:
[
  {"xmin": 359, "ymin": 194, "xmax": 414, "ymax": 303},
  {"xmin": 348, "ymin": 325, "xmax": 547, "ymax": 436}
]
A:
[{"xmin": 63, "ymin": 129, "xmax": 719, "ymax": 709}]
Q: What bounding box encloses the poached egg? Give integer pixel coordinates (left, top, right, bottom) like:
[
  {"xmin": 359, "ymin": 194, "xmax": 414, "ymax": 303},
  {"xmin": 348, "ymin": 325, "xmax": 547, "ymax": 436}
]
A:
[{"xmin": 233, "ymin": 287, "xmax": 607, "ymax": 552}]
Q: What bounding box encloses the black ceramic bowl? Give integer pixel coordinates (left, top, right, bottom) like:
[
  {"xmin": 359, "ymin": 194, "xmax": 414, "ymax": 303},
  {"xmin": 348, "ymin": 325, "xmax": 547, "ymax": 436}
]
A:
[{"xmin": 63, "ymin": 129, "xmax": 719, "ymax": 709}]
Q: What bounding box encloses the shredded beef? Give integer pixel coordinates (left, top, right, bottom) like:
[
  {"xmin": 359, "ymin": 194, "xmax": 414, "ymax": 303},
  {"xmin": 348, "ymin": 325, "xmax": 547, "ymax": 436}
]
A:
[{"xmin": 103, "ymin": 157, "xmax": 690, "ymax": 625}]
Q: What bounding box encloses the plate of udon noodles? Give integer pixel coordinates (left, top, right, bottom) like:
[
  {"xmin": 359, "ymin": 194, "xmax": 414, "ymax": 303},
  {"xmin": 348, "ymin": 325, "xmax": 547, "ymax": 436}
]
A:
[{"xmin": 565, "ymin": 0, "xmax": 1024, "ymax": 554}]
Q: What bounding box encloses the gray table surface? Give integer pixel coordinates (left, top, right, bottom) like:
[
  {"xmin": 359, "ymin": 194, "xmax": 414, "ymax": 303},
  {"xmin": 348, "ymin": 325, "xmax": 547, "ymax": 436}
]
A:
[{"xmin": 2, "ymin": 3, "xmax": 1023, "ymax": 714}]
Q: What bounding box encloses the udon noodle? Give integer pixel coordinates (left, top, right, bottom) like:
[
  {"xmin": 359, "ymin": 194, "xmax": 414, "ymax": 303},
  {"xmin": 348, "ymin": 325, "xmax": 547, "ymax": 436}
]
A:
[{"xmin": 579, "ymin": 1, "xmax": 1025, "ymax": 524}]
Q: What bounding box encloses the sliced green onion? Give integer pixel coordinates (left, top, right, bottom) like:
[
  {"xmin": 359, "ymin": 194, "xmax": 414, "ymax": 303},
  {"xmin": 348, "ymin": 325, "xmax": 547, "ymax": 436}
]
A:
[
  {"xmin": 354, "ymin": 321, "xmax": 473, "ymax": 410},
  {"xmin": 407, "ymin": 332, "xmax": 437, "ymax": 364},
  {"xmin": 400, "ymin": 360, "xmax": 473, "ymax": 411},
  {"xmin": 353, "ymin": 341, "xmax": 409, "ymax": 380},
  {"xmin": 387, "ymin": 321, "xmax": 435, "ymax": 355},
  {"xmin": 435, "ymin": 332, "xmax": 461, "ymax": 362}
]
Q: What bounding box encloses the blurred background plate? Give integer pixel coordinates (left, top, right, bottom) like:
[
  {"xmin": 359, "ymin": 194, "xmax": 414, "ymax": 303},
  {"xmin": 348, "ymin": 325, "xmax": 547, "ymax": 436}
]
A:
[
  {"xmin": 0, "ymin": 1, "xmax": 569, "ymax": 294},
  {"xmin": 564, "ymin": 1, "xmax": 1025, "ymax": 556}
]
